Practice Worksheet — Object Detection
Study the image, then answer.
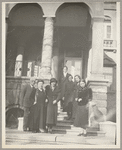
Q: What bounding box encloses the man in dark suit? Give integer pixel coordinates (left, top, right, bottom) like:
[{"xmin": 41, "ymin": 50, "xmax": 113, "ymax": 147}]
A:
[
  {"xmin": 59, "ymin": 66, "xmax": 70, "ymax": 109},
  {"xmin": 20, "ymin": 77, "xmax": 36, "ymax": 131}
]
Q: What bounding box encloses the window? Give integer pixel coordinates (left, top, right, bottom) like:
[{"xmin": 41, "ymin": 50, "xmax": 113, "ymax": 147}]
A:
[
  {"xmin": 104, "ymin": 16, "xmax": 112, "ymax": 39},
  {"xmin": 106, "ymin": 25, "xmax": 111, "ymax": 39}
]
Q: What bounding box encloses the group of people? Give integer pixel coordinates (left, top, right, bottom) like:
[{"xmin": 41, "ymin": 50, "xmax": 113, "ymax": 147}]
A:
[{"xmin": 20, "ymin": 66, "xmax": 92, "ymax": 136}]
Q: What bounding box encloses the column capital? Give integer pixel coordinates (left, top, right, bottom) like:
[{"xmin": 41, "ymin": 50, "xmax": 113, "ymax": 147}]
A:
[
  {"xmin": 43, "ymin": 16, "xmax": 55, "ymax": 22},
  {"xmin": 92, "ymin": 16, "xmax": 104, "ymax": 22},
  {"xmin": 43, "ymin": 15, "xmax": 55, "ymax": 18}
]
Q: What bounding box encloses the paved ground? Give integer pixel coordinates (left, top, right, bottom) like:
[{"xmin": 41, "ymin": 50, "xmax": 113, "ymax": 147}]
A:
[{"xmin": 4, "ymin": 128, "xmax": 116, "ymax": 147}]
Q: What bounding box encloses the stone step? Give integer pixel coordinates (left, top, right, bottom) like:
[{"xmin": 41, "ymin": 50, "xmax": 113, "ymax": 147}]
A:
[
  {"xmin": 87, "ymin": 130, "xmax": 106, "ymax": 137},
  {"xmin": 53, "ymin": 124, "xmax": 104, "ymax": 136},
  {"xmin": 57, "ymin": 115, "xmax": 67, "ymax": 119},
  {"xmin": 53, "ymin": 124, "xmax": 82, "ymax": 130},
  {"xmin": 54, "ymin": 124, "xmax": 71, "ymax": 130},
  {"xmin": 57, "ymin": 120, "xmax": 73, "ymax": 125},
  {"xmin": 52, "ymin": 128, "xmax": 81, "ymax": 135},
  {"xmin": 58, "ymin": 111, "xmax": 67, "ymax": 115},
  {"xmin": 86, "ymin": 126, "xmax": 100, "ymax": 132}
]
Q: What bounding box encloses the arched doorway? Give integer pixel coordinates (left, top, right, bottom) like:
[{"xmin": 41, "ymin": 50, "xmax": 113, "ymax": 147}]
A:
[
  {"xmin": 6, "ymin": 3, "xmax": 44, "ymax": 128},
  {"xmin": 54, "ymin": 3, "xmax": 92, "ymax": 81},
  {"xmin": 6, "ymin": 3, "xmax": 44, "ymax": 77}
]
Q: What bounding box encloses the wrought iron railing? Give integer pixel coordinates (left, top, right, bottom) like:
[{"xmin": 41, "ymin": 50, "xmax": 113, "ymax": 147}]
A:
[{"xmin": 6, "ymin": 60, "xmax": 41, "ymax": 77}]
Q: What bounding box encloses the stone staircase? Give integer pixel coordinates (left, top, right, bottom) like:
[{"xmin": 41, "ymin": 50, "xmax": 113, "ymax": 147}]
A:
[{"xmin": 52, "ymin": 107, "xmax": 106, "ymax": 136}]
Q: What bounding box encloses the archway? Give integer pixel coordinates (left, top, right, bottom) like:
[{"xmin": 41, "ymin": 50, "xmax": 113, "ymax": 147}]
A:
[
  {"xmin": 54, "ymin": 3, "xmax": 92, "ymax": 80},
  {"xmin": 6, "ymin": 3, "xmax": 44, "ymax": 77},
  {"xmin": 6, "ymin": 3, "xmax": 44, "ymax": 128}
]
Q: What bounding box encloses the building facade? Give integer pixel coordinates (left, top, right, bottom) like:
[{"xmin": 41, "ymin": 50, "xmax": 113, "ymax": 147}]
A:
[{"xmin": 5, "ymin": 1, "xmax": 119, "ymax": 126}]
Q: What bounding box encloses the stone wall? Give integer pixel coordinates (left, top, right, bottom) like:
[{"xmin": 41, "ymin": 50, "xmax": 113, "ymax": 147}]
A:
[{"xmin": 6, "ymin": 77, "xmax": 50, "ymax": 108}]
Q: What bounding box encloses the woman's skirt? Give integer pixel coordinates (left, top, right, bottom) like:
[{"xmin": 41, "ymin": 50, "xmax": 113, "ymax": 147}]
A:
[{"xmin": 74, "ymin": 104, "xmax": 88, "ymax": 129}]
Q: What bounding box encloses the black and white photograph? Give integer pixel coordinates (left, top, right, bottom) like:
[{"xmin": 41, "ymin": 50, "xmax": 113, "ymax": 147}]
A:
[{"xmin": 2, "ymin": 1, "xmax": 120, "ymax": 148}]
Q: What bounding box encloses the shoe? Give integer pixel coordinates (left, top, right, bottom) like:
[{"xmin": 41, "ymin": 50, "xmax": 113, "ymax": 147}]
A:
[
  {"xmin": 45, "ymin": 129, "xmax": 48, "ymax": 133},
  {"xmin": 36, "ymin": 130, "xmax": 41, "ymax": 133},
  {"xmin": 28, "ymin": 128, "xmax": 32, "ymax": 131},
  {"xmin": 32, "ymin": 130, "xmax": 37, "ymax": 133},
  {"xmin": 77, "ymin": 133, "xmax": 84, "ymax": 136},
  {"xmin": 83, "ymin": 133, "xmax": 87, "ymax": 137},
  {"xmin": 78, "ymin": 133, "xmax": 87, "ymax": 137},
  {"xmin": 39, "ymin": 129, "xmax": 45, "ymax": 133},
  {"xmin": 48, "ymin": 128, "xmax": 52, "ymax": 134}
]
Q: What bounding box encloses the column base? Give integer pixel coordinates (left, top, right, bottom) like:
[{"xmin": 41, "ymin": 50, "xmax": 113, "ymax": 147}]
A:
[{"xmin": 87, "ymin": 75, "xmax": 109, "ymax": 127}]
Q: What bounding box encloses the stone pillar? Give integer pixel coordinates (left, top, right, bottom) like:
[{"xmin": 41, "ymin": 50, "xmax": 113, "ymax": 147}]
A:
[
  {"xmin": 87, "ymin": 16, "xmax": 109, "ymax": 127},
  {"xmin": 14, "ymin": 46, "xmax": 24, "ymax": 77},
  {"xmin": 40, "ymin": 17, "xmax": 54, "ymax": 79},
  {"xmin": 87, "ymin": 48, "xmax": 92, "ymax": 78},
  {"xmin": 90, "ymin": 16, "xmax": 104, "ymax": 78},
  {"xmin": 51, "ymin": 47, "xmax": 59, "ymax": 79},
  {"xmin": 51, "ymin": 29, "xmax": 59, "ymax": 79}
]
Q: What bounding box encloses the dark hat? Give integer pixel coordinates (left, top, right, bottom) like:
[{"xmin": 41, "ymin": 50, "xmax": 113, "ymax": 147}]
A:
[
  {"xmin": 50, "ymin": 78, "xmax": 57, "ymax": 84},
  {"xmin": 37, "ymin": 79, "xmax": 44, "ymax": 84}
]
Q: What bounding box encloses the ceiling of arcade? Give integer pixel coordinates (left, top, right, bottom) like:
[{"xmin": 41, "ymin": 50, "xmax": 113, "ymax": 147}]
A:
[{"xmin": 6, "ymin": 2, "xmax": 92, "ymax": 58}]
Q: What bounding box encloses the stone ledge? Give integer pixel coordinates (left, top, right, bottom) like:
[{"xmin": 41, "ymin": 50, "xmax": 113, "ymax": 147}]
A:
[
  {"xmin": 99, "ymin": 121, "xmax": 116, "ymax": 138},
  {"xmin": 92, "ymin": 93, "xmax": 107, "ymax": 100}
]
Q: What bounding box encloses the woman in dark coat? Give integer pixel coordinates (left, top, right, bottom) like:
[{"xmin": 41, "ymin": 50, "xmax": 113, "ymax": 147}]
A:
[
  {"xmin": 74, "ymin": 79, "xmax": 92, "ymax": 136},
  {"xmin": 72, "ymin": 75, "xmax": 81, "ymax": 121},
  {"xmin": 63, "ymin": 74, "xmax": 75, "ymax": 120},
  {"xmin": 29, "ymin": 79, "xmax": 47, "ymax": 133},
  {"xmin": 45, "ymin": 78, "xmax": 61, "ymax": 133}
]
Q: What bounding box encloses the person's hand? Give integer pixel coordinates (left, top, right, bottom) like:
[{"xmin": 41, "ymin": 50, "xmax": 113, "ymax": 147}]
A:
[
  {"xmin": 20, "ymin": 106, "xmax": 24, "ymax": 110},
  {"xmin": 75, "ymin": 98, "xmax": 78, "ymax": 101},
  {"xmin": 45, "ymin": 99, "xmax": 48, "ymax": 103},
  {"xmin": 33, "ymin": 101, "xmax": 36, "ymax": 105},
  {"xmin": 78, "ymin": 98, "xmax": 82, "ymax": 102},
  {"xmin": 62, "ymin": 97, "xmax": 64, "ymax": 100},
  {"xmin": 53, "ymin": 100, "xmax": 57, "ymax": 104}
]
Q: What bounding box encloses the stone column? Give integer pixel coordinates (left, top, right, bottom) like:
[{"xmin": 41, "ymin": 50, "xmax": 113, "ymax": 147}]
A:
[
  {"xmin": 14, "ymin": 46, "xmax": 24, "ymax": 77},
  {"xmin": 51, "ymin": 29, "xmax": 59, "ymax": 79},
  {"xmin": 40, "ymin": 17, "xmax": 54, "ymax": 79},
  {"xmin": 87, "ymin": 16, "xmax": 109, "ymax": 127},
  {"xmin": 90, "ymin": 16, "xmax": 104, "ymax": 79},
  {"xmin": 51, "ymin": 47, "xmax": 59, "ymax": 79}
]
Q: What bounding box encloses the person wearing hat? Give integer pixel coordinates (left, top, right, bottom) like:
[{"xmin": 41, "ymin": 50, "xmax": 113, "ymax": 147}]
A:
[
  {"xmin": 74, "ymin": 79, "xmax": 92, "ymax": 136},
  {"xmin": 20, "ymin": 77, "xmax": 36, "ymax": 131},
  {"xmin": 45, "ymin": 78, "xmax": 61, "ymax": 133},
  {"xmin": 28, "ymin": 79, "xmax": 47, "ymax": 133}
]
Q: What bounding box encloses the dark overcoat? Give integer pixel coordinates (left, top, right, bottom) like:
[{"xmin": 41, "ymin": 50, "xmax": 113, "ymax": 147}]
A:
[
  {"xmin": 45, "ymin": 85, "xmax": 61, "ymax": 125},
  {"xmin": 72, "ymin": 82, "xmax": 81, "ymax": 119},
  {"xmin": 59, "ymin": 73, "xmax": 71, "ymax": 99},
  {"xmin": 29, "ymin": 89, "xmax": 47, "ymax": 131},
  {"xmin": 74, "ymin": 87, "xmax": 92, "ymax": 128},
  {"xmin": 20, "ymin": 84, "xmax": 36, "ymax": 107},
  {"xmin": 63, "ymin": 80, "xmax": 75, "ymax": 110}
]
